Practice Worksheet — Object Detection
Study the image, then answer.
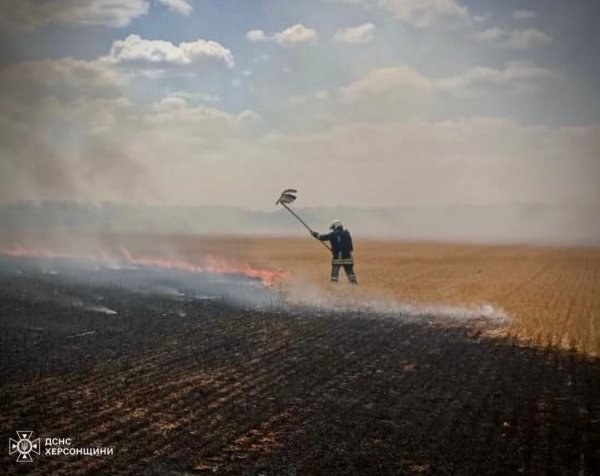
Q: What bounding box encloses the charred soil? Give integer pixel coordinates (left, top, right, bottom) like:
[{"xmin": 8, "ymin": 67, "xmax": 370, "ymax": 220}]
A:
[{"xmin": 0, "ymin": 273, "xmax": 599, "ymax": 475}]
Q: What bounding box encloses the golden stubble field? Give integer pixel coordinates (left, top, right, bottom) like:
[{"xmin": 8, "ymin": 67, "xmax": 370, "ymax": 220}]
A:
[{"xmin": 1, "ymin": 230, "xmax": 599, "ymax": 355}]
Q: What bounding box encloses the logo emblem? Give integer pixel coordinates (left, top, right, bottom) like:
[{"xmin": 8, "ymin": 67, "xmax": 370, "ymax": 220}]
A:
[{"xmin": 9, "ymin": 431, "xmax": 40, "ymax": 462}]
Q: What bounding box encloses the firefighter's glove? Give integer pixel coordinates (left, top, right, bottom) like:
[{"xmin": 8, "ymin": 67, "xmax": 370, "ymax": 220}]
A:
[{"xmin": 311, "ymin": 231, "xmax": 319, "ymax": 238}]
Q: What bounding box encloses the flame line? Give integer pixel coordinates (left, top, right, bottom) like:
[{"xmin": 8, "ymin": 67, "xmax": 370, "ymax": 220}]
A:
[{"xmin": 1, "ymin": 245, "xmax": 288, "ymax": 287}]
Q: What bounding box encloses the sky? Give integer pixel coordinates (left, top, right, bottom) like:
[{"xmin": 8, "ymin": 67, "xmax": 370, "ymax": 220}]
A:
[{"xmin": 0, "ymin": 0, "xmax": 598, "ymax": 218}]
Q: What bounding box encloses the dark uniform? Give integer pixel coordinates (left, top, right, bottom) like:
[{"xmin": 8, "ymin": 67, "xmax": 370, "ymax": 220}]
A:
[{"xmin": 313, "ymin": 227, "xmax": 357, "ymax": 284}]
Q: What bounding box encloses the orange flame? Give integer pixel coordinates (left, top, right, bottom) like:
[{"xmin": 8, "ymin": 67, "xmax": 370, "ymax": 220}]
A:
[
  {"xmin": 202, "ymin": 254, "xmax": 287, "ymax": 287},
  {"xmin": 120, "ymin": 248, "xmax": 200, "ymax": 273},
  {"xmin": 2, "ymin": 245, "xmax": 82, "ymax": 260},
  {"xmin": 1, "ymin": 245, "xmax": 288, "ymax": 287},
  {"xmin": 120, "ymin": 248, "xmax": 288, "ymax": 287}
]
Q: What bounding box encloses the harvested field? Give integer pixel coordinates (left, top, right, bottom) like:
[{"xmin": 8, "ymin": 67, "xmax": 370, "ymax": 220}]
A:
[
  {"xmin": 0, "ymin": 265, "xmax": 599, "ymax": 475},
  {"xmin": 238, "ymin": 237, "xmax": 600, "ymax": 356}
]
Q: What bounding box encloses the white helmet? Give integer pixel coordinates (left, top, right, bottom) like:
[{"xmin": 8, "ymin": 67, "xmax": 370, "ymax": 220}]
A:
[{"xmin": 330, "ymin": 219, "xmax": 343, "ymax": 230}]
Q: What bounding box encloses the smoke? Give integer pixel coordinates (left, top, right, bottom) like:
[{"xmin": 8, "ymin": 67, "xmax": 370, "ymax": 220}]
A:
[
  {"xmin": 0, "ymin": 61, "xmax": 146, "ymax": 204},
  {"xmin": 282, "ymin": 276, "xmax": 509, "ymax": 325},
  {"xmin": 0, "ymin": 253, "xmax": 279, "ymax": 311},
  {"xmin": 0, "ymin": 249, "xmax": 509, "ymax": 331},
  {"xmin": 2, "ymin": 201, "xmax": 598, "ymax": 245}
]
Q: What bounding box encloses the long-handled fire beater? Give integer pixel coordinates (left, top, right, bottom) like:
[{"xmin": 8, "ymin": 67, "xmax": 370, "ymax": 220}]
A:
[{"xmin": 275, "ymin": 189, "xmax": 331, "ymax": 251}]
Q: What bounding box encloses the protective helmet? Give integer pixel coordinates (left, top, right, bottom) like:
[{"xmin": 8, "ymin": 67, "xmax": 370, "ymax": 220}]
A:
[{"xmin": 330, "ymin": 219, "xmax": 343, "ymax": 230}]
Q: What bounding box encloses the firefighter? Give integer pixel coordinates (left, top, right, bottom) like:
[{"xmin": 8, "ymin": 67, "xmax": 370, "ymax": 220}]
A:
[{"xmin": 311, "ymin": 220, "xmax": 357, "ymax": 284}]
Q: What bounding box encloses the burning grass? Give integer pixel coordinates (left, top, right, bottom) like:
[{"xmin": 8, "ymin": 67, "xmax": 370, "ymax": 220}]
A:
[{"xmin": 0, "ymin": 240, "xmax": 287, "ymax": 287}]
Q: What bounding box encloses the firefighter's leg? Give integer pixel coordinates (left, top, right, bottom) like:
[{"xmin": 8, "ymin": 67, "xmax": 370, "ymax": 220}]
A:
[
  {"xmin": 343, "ymin": 265, "xmax": 357, "ymax": 284},
  {"xmin": 330, "ymin": 264, "xmax": 341, "ymax": 283}
]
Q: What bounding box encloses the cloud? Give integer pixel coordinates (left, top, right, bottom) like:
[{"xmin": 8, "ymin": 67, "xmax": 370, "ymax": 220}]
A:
[
  {"xmin": 378, "ymin": 0, "xmax": 470, "ymax": 29},
  {"xmin": 473, "ymin": 12, "xmax": 492, "ymax": 24},
  {"xmin": 439, "ymin": 62, "xmax": 558, "ymax": 95},
  {"xmin": 167, "ymin": 90, "xmax": 220, "ymax": 104},
  {"xmin": 246, "ymin": 24, "xmax": 318, "ymax": 46},
  {"xmin": 506, "ymin": 28, "xmax": 552, "ymax": 50},
  {"xmin": 273, "ymin": 24, "xmax": 318, "ymax": 46},
  {"xmin": 105, "ymin": 34, "xmax": 234, "ymax": 68},
  {"xmin": 513, "ymin": 10, "xmax": 536, "ymax": 21},
  {"xmin": 475, "ymin": 27, "xmax": 553, "ymax": 50},
  {"xmin": 338, "ymin": 67, "xmax": 437, "ymax": 120},
  {"xmin": 324, "ymin": 0, "xmax": 471, "ymax": 29},
  {"xmin": 147, "ymin": 96, "xmax": 260, "ymax": 129},
  {"xmin": 333, "ymin": 23, "xmax": 376, "ymax": 44},
  {"xmin": 475, "ymin": 28, "xmax": 504, "ymax": 42},
  {"xmin": 156, "ymin": 0, "xmax": 192, "ymax": 16},
  {"xmin": 0, "ymin": 0, "xmax": 150, "ymax": 31},
  {"xmin": 246, "ymin": 29, "xmax": 269, "ymax": 42},
  {"xmin": 340, "ymin": 61, "xmax": 557, "ymax": 110},
  {"xmin": 339, "ymin": 64, "xmax": 435, "ymax": 105}
]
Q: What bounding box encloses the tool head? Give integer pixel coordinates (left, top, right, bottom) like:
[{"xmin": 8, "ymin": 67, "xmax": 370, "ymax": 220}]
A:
[{"xmin": 276, "ymin": 188, "xmax": 298, "ymax": 205}]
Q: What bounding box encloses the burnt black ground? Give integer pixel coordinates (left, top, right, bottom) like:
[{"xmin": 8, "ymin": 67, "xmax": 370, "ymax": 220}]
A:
[{"xmin": 0, "ymin": 270, "xmax": 599, "ymax": 475}]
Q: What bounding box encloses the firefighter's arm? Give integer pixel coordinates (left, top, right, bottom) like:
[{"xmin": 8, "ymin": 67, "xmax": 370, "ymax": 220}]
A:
[{"xmin": 311, "ymin": 231, "xmax": 331, "ymax": 241}]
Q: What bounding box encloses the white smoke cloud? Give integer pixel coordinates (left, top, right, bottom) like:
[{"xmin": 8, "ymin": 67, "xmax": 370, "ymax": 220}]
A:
[{"xmin": 0, "ymin": 58, "xmax": 126, "ymax": 103}]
